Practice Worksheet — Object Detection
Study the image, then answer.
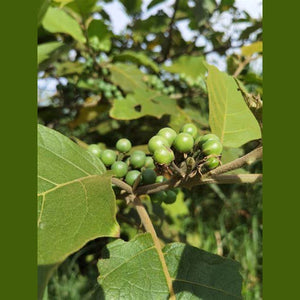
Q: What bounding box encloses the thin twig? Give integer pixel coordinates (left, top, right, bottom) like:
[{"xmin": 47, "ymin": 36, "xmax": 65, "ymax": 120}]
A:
[{"xmin": 133, "ymin": 197, "xmax": 175, "ymax": 299}]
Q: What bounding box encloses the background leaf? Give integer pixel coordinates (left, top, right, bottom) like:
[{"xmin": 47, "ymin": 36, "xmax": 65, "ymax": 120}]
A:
[
  {"xmin": 108, "ymin": 63, "xmax": 147, "ymax": 93},
  {"xmin": 87, "ymin": 19, "xmax": 111, "ymax": 52},
  {"xmin": 38, "ymin": 125, "xmax": 119, "ymax": 265},
  {"xmin": 206, "ymin": 64, "xmax": 261, "ymax": 147},
  {"xmin": 163, "ymin": 55, "xmax": 207, "ymax": 80},
  {"xmin": 42, "ymin": 6, "xmax": 86, "ymax": 43},
  {"xmin": 110, "ymin": 89, "xmax": 177, "ymax": 120},
  {"xmin": 97, "ymin": 233, "xmax": 242, "ymax": 299},
  {"xmin": 113, "ymin": 51, "xmax": 159, "ymax": 73}
]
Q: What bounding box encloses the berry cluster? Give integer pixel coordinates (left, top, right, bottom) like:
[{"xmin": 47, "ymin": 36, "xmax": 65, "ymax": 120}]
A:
[
  {"xmin": 145, "ymin": 75, "xmax": 175, "ymax": 95},
  {"xmin": 85, "ymin": 78, "xmax": 124, "ymax": 100},
  {"xmin": 87, "ymin": 124, "xmax": 223, "ymax": 205}
]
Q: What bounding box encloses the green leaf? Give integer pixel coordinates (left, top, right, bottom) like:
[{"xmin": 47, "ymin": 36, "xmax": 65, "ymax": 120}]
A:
[
  {"xmin": 38, "ymin": 41, "xmax": 64, "ymax": 64},
  {"xmin": 38, "ymin": 264, "xmax": 58, "ymax": 300},
  {"xmin": 120, "ymin": 0, "xmax": 142, "ymax": 15},
  {"xmin": 241, "ymin": 41, "xmax": 263, "ymax": 57},
  {"xmin": 38, "ymin": 125, "xmax": 119, "ymax": 265},
  {"xmin": 67, "ymin": 0, "xmax": 98, "ymax": 16},
  {"xmin": 42, "ymin": 6, "xmax": 86, "ymax": 43},
  {"xmin": 38, "ymin": 0, "xmax": 51, "ymax": 26},
  {"xmin": 87, "ymin": 19, "xmax": 111, "ymax": 52},
  {"xmin": 55, "ymin": 61, "xmax": 85, "ymax": 76},
  {"xmin": 38, "ymin": 42, "xmax": 71, "ymax": 71},
  {"xmin": 206, "ymin": 64, "xmax": 261, "ymax": 147},
  {"xmin": 97, "ymin": 233, "xmax": 243, "ymax": 299},
  {"xmin": 113, "ymin": 51, "xmax": 159, "ymax": 73},
  {"xmin": 147, "ymin": 0, "xmax": 166, "ymax": 9},
  {"xmin": 110, "ymin": 89, "xmax": 177, "ymax": 120},
  {"xmin": 165, "ymin": 242, "xmax": 243, "ymax": 299},
  {"xmin": 108, "ymin": 63, "xmax": 147, "ymax": 93},
  {"xmin": 163, "ymin": 55, "xmax": 207, "ymax": 80}
]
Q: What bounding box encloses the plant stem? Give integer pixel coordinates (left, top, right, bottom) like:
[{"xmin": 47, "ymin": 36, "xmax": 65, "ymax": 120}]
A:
[{"xmin": 133, "ymin": 197, "xmax": 175, "ymax": 300}]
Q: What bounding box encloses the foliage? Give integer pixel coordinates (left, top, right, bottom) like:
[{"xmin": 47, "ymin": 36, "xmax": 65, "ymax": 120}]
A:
[{"xmin": 38, "ymin": 0, "xmax": 262, "ymax": 299}]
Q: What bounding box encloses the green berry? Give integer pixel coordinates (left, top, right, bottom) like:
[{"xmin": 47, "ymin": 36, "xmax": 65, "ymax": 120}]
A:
[
  {"xmin": 148, "ymin": 135, "xmax": 169, "ymax": 154},
  {"xmin": 116, "ymin": 138, "xmax": 132, "ymax": 153},
  {"xmin": 104, "ymin": 91, "xmax": 112, "ymax": 98},
  {"xmin": 156, "ymin": 175, "xmax": 167, "ymax": 183},
  {"xmin": 87, "ymin": 144, "xmax": 102, "ymax": 157},
  {"xmin": 180, "ymin": 123, "xmax": 198, "ymax": 139},
  {"xmin": 164, "ymin": 190, "xmax": 177, "ymax": 204},
  {"xmin": 130, "ymin": 150, "xmax": 146, "ymax": 169},
  {"xmin": 111, "ymin": 161, "xmax": 128, "ymax": 178},
  {"xmin": 141, "ymin": 169, "xmax": 157, "ymax": 185},
  {"xmin": 202, "ymin": 140, "xmax": 223, "ymax": 156},
  {"xmin": 100, "ymin": 149, "xmax": 117, "ymax": 166},
  {"xmin": 205, "ymin": 157, "xmax": 220, "ymax": 170},
  {"xmin": 151, "ymin": 191, "xmax": 167, "ymax": 205},
  {"xmin": 144, "ymin": 156, "xmax": 155, "ymax": 169},
  {"xmin": 173, "ymin": 133, "xmax": 194, "ymax": 153},
  {"xmin": 196, "ymin": 134, "xmax": 220, "ymax": 146},
  {"xmin": 157, "ymin": 127, "xmax": 177, "ymax": 146},
  {"xmin": 153, "ymin": 147, "xmax": 175, "ymax": 165},
  {"xmin": 125, "ymin": 170, "xmax": 141, "ymax": 186}
]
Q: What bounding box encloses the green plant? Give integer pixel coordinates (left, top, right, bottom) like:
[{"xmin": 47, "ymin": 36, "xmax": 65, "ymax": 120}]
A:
[
  {"xmin": 141, "ymin": 169, "xmax": 157, "ymax": 185},
  {"xmin": 100, "ymin": 149, "xmax": 117, "ymax": 166},
  {"xmin": 157, "ymin": 127, "xmax": 177, "ymax": 146}
]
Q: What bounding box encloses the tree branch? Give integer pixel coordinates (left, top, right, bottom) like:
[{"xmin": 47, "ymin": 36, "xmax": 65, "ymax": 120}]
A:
[{"xmin": 159, "ymin": 0, "xmax": 180, "ymax": 63}]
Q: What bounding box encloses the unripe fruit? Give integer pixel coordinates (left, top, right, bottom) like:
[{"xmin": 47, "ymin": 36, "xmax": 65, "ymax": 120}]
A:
[
  {"xmin": 87, "ymin": 144, "xmax": 102, "ymax": 157},
  {"xmin": 156, "ymin": 175, "xmax": 167, "ymax": 183},
  {"xmin": 180, "ymin": 123, "xmax": 198, "ymax": 139},
  {"xmin": 125, "ymin": 170, "xmax": 141, "ymax": 186},
  {"xmin": 205, "ymin": 157, "xmax": 220, "ymax": 170},
  {"xmin": 173, "ymin": 133, "xmax": 194, "ymax": 153},
  {"xmin": 111, "ymin": 161, "xmax": 128, "ymax": 178},
  {"xmin": 144, "ymin": 156, "xmax": 155, "ymax": 169},
  {"xmin": 157, "ymin": 127, "xmax": 177, "ymax": 146},
  {"xmin": 141, "ymin": 169, "xmax": 157, "ymax": 185},
  {"xmin": 196, "ymin": 134, "xmax": 220, "ymax": 147},
  {"xmin": 151, "ymin": 191, "xmax": 167, "ymax": 205},
  {"xmin": 202, "ymin": 140, "xmax": 223, "ymax": 156},
  {"xmin": 164, "ymin": 190, "xmax": 177, "ymax": 204},
  {"xmin": 130, "ymin": 150, "xmax": 146, "ymax": 169},
  {"xmin": 100, "ymin": 149, "xmax": 117, "ymax": 166},
  {"xmin": 116, "ymin": 138, "xmax": 132, "ymax": 153},
  {"xmin": 153, "ymin": 147, "xmax": 175, "ymax": 165},
  {"xmin": 148, "ymin": 135, "xmax": 169, "ymax": 154}
]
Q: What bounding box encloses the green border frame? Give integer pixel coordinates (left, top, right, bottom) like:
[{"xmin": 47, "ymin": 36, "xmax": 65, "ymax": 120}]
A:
[{"xmin": 1, "ymin": 1, "xmax": 37, "ymax": 298}]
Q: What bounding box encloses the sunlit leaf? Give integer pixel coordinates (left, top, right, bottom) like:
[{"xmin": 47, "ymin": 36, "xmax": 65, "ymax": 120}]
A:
[
  {"xmin": 206, "ymin": 64, "xmax": 261, "ymax": 147},
  {"xmin": 42, "ymin": 6, "xmax": 86, "ymax": 43},
  {"xmin": 38, "ymin": 125, "xmax": 119, "ymax": 265}
]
